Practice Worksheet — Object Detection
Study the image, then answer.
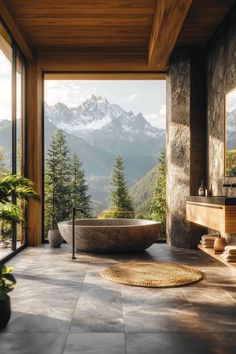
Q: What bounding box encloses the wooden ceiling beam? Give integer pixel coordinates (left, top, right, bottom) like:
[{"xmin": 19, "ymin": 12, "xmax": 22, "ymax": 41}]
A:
[
  {"xmin": 148, "ymin": 0, "xmax": 192, "ymax": 68},
  {"xmin": 0, "ymin": 0, "xmax": 33, "ymax": 60},
  {"xmin": 37, "ymin": 49, "xmax": 166, "ymax": 74}
]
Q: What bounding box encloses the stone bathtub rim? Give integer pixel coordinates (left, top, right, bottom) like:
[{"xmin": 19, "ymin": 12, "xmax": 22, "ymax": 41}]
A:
[{"xmin": 58, "ymin": 218, "xmax": 161, "ymax": 228}]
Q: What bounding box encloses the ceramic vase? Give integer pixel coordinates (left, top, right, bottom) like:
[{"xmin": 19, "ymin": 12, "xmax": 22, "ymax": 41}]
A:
[{"xmin": 214, "ymin": 236, "xmax": 226, "ymax": 252}]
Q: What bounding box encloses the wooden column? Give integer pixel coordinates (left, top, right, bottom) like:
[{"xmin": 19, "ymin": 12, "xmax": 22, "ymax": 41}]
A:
[{"xmin": 26, "ymin": 60, "xmax": 43, "ymax": 246}]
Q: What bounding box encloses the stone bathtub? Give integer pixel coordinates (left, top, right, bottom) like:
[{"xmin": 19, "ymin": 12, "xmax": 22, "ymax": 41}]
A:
[{"xmin": 58, "ymin": 219, "xmax": 161, "ymax": 253}]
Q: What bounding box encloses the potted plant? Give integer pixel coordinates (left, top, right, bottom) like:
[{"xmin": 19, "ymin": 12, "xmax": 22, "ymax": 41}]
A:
[
  {"xmin": 0, "ymin": 174, "xmax": 38, "ymax": 329},
  {"xmin": 0, "ymin": 174, "xmax": 38, "ymax": 229},
  {"xmin": 0, "ymin": 263, "xmax": 16, "ymax": 330}
]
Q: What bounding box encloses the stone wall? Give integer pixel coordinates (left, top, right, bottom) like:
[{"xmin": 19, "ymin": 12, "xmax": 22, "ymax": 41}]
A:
[
  {"xmin": 207, "ymin": 7, "xmax": 236, "ymax": 196},
  {"xmin": 166, "ymin": 46, "xmax": 207, "ymax": 248},
  {"xmin": 166, "ymin": 6, "xmax": 236, "ymax": 248}
]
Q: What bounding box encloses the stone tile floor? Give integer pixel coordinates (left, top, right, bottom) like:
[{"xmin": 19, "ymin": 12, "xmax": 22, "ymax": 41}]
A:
[{"xmin": 1, "ymin": 243, "xmax": 236, "ymax": 354}]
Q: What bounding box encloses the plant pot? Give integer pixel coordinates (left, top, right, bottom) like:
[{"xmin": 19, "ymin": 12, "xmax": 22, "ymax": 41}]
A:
[
  {"xmin": 48, "ymin": 229, "xmax": 63, "ymax": 248},
  {"xmin": 2, "ymin": 241, "xmax": 10, "ymax": 248},
  {"xmin": 0, "ymin": 295, "xmax": 11, "ymax": 330}
]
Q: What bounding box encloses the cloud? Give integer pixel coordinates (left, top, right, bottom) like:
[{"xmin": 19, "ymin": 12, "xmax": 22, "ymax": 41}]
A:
[
  {"xmin": 127, "ymin": 92, "xmax": 139, "ymax": 102},
  {"xmin": 160, "ymin": 104, "xmax": 166, "ymax": 117},
  {"xmin": 226, "ymin": 88, "xmax": 236, "ymax": 112}
]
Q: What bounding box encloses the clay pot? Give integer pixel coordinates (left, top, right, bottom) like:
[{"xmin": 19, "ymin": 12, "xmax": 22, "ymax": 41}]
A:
[
  {"xmin": 48, "ymin": 229, "xmax": 63, "ymax": 248},
  {"xmin": 0, "ymin": 296, "xmax": 11, "ymax": 330},
  {"xmin": 214, "ymin": 236, "xmax": 226, "ymax": 252}
]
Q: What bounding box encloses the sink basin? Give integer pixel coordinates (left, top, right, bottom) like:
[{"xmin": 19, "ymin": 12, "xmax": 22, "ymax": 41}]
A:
[{"xmin": 186, "ymin": 196, "xmax": 236, "ymax": 205}]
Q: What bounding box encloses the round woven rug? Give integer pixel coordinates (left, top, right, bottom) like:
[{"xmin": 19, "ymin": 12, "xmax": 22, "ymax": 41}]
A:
[{"xmin": 101, "ymin": 261, "xmax": 203, "ymax": 288}]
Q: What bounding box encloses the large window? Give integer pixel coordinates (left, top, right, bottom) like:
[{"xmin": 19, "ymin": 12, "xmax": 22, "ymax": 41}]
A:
[
  {"xmin": 43, "ymin": 79, "xmax": 166, "ymax": 240},
  {"xmin": 0, "ymin": 20, "xmax": 26, "ymax": 260}
]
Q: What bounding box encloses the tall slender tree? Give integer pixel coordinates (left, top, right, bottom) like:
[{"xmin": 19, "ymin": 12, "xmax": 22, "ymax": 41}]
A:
[
  {"xmin": 0, "ymin": 146, "xmax": 7, "ymax": 174},
  {"xmin": 70, "ymin": 153, "xmax": 91, "ymax": 217},
  {"xmin": 150, "ymin": 151, "xmax": 166, "ymax": 238},
  {"xmin": 108, "ymin": 156, "xmax": 134, "ymax": 217},
  {"xmin": 44, "ymin": 130, "xmax": 71, "ymax": 234}
]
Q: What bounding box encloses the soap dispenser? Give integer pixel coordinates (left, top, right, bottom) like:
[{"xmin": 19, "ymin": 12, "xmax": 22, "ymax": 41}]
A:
[{"xmin": 198, "ymin": 181, "xmax": 205, "ymax": 196}]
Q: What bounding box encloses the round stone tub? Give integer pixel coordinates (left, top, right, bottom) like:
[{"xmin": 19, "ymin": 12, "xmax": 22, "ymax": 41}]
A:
[{"xmin": 58, "ymin": 219, "xmax": 161, "ymax": 253}]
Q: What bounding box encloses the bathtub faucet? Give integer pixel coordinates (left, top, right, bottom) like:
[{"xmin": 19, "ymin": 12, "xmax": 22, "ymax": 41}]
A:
[{"xmin": 72, "ymin": 207, "xmax": 84, "ymax": 260}]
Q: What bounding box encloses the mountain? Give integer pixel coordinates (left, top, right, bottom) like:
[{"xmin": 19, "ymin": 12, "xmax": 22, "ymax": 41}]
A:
[
  {"xmin": 45, "ymin": 95, "xmax": 165, "ymax": 157},
  {"xmin": 226, "ymin": 108, "xmax": 236, "ymax": 150},
  {"xmin": 129, "ymin": 165, "xmax": 158, "ymax": 215},
  {"xmin": 0, "ymin": 95, "xmax": 166, "ymax": 214}
]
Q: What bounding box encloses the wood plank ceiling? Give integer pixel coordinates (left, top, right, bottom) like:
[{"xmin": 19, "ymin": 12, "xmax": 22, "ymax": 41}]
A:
[
  {"xmin": 5, "ymin": 0, "xmax": 157, "ymax": 51},
  {"xmin": 3, "ymin": 0, "xmax": 236, "ymax": 72}
]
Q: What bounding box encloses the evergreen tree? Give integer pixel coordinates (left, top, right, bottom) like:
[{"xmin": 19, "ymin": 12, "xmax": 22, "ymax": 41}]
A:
[
  {"xmin": 44, "ymin": 130, "xmax": 71, "ymax": 233},
  {"xmin": 108, "ymin": 156, "xmax": 134, "ymax": 218},
  {"xmin": 150, "ymin": 151, "xmax": 166, "ymax": 239},
  {"xmin": 70, "ymin": 153, "xmax": 92, "ymax": 217},
  {"xmin": 0, "ymin": 146, "xmax": 7, "ymax": 174}
]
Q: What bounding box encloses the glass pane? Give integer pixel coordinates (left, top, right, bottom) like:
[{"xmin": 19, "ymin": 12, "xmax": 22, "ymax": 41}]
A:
[
  {"xmin": 44, "ymin": 79, "xmax": 167, "ymax": 241},
  {"xmin": 225, "ymin": 87, "xmax": 236, "ymax": 176},
  {"xmin": 16, "ymin": 51, "xmax": 25, "ymax": 248},
  {"xmin": 0, "ymin": 22, "xmax": 13, "ymax": 256}
]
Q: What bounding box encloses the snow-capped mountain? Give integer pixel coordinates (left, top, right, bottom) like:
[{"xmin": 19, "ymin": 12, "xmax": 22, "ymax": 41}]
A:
[
  {"xmin": 45, "ymin": 95, "xmax": 165, "ymax": 157},
  {"xmin": 226, "ymin": 109, "xmax": 236, "ymax": 150},
  {"xmin": 0, "ymin": 96, "xmax": 166, "ymax": 213}
]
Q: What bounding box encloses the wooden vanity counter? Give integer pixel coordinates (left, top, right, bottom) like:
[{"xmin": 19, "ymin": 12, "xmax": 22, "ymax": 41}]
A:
[{"xmin": 186, "ymin": 196, "xmax": 236, "ymax": 234}]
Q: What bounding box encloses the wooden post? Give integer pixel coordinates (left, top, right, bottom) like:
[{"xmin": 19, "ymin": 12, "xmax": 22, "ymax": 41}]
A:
[{"xmin": 26, "ymin": 60, "xmax": 43, "ymax": 246}]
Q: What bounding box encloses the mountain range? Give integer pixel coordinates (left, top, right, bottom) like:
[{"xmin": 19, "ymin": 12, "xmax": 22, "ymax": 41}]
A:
[
  {"xmin": 0, "ymin": 95, "xmax": 166, "ymax": 213},
  {"xmin": 226, "ymin": 109, "xmax": 236, "ymax": 150}
]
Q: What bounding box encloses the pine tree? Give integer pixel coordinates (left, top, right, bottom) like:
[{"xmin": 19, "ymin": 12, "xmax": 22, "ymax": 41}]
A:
[
  {"xmin": 150, "ymin": 151, "xmax": 166, "ymax": 239},
  {"xmin": 0, "ymin": 146, "xmax": 7, "ymax": 174},
  {"xmin": 108, "ymin": 156, "xmax": 134, "ymax": 218},
  {"xmin": 70, "ymin": 153, "xmax": 92, "ymax": 217},
  {"xmin": 44, "ymin": 130, "xmax": 71, "ymax": 234}
]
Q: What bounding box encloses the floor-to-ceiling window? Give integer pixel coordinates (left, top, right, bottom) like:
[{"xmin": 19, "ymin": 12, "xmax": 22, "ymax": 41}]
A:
[
  {"xmin": 43, "ymin": 78, "xmax": 166, "ymax": 241},
  {"xmin": 0, "ymin": 20, "xmax": 26, "ymax": 260}
]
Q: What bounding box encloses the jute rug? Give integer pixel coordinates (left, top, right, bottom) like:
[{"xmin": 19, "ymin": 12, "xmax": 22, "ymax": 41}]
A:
[{"xmin": 101, "ymin": 261, "xmax": 203, "ymax": 288}]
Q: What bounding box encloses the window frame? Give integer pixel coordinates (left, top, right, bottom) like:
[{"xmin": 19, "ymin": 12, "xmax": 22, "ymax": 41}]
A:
[{"xmin": 0, "ymin": 17, "xmax": 27, "ymax": 262}]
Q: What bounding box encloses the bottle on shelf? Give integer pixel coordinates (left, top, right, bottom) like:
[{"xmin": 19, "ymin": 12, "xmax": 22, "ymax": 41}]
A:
[{"xmin": 198, "ymin": 181, "xmax": 205, "ymax": 196}]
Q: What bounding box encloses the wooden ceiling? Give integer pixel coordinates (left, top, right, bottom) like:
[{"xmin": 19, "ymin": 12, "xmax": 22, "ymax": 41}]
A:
[
  {"xmin": 176, "ymin": 0, "xmax": 236, "ymax": 47},
  {"xmin": 1, "ymin": 0, "xmax": 236, "ymax": 72},
  {"xmin": 5, "ymin": 0, "xmax": 157, "ymax": 51}
]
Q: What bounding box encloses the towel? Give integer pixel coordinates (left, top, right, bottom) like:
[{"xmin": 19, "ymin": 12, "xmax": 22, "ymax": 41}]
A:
[
  {"xmin": 200, "ymin": 240, "xmax": 214, "ymax": 248},
  {"xmin": 200, "ymin": 239, "xmax": 215, "ymax": 244},
  {"xmin": 225, "ymin": 246, "xmax": 236, "ymax": 252},
  {"xmin": 224, "ymin": 249, "xmax": 236, "ymax": 255},
  {"xmin": 201, "ymin": 234, "xmax": 219, "ymax": 241},
  {"xmin": 222, "ymin": 253, "xmax": 236, "ymax": 262}
]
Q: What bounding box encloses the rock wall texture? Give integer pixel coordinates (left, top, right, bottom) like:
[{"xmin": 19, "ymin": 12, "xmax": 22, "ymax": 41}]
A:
[
  {"xmin": 207, "ymin": 7, "xmax": 236, "ymax": 196},
  {"xmin": 166, "ymin": 47, "xmax": 207, "ymax": 248}
]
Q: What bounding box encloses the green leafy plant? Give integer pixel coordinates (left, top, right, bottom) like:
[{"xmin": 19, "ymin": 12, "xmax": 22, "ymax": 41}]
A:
[
  {"xmin": 0, "ymin": 174, "xmax": 38, "ymax": 225},
  {"xmin": 0, "ymin": 264, "xmax": 16, "ymax": 300}
]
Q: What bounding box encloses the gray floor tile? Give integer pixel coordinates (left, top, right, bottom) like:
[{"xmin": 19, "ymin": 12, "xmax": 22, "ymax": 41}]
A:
[
  {"xmin": 70, "ymin": 284, "xmax": 124, "ymax": 332},
  {"xmin": 3, "ymin": 243, "xmax": 236, "ymax": 354},
  {"xmin": 0, "ymin": 333, "xmax": 67, "ymax": 354},
  {"xmin": 126, "ymin": 332, "xmax": 235, "ymax": 354},
  {"xmin": 63, "ymin": 333, "xmax": 125, "ymax": 354}
]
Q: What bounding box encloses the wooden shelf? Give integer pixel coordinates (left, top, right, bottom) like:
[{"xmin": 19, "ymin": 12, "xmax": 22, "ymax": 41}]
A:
[{"xmin": 198, "ymin": 244, "xmax": 236, "ymax": 268}]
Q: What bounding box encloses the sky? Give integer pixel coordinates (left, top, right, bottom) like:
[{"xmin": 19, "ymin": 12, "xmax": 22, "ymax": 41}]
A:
[
  {"xmin": 0, "ymin": 49, "xmax": 12, "ymax": 121},
  {"xmin": 44, "ymin": 80, "xmax": 166, "ymax": 129},
  {"xmin": 0, "ymin": 44, "xmax": 166, "ymax": 129},
  {"xmin": 226, "ymin": 87, "xmax": 236, "ymax": 112}
]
